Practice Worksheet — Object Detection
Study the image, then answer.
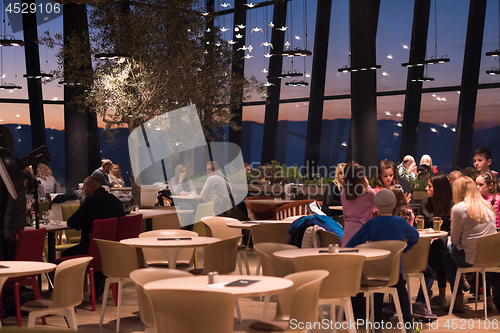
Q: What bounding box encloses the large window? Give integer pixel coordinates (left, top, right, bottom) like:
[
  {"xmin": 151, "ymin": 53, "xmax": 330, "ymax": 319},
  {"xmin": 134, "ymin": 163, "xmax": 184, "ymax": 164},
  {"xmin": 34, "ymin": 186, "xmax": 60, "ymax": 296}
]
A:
[
  {"xmin": 376, "ymin": 95, "xmax": 406, "ymax": 162},
  {"xmin": 416, "ymin": 91, "xmax": 459, "ymax": 173},
  {"xmin": 319, "ymin": 99, "xmax": 350, "ymax": 169},
  {"xmin": 275, "ymin": 102, "xmax": 308, "ymax": 166}
]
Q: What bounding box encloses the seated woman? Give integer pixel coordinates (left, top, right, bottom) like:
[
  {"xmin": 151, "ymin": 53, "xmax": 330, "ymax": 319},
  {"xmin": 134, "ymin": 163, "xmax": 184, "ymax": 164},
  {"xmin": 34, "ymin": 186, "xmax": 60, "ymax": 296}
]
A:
[
  {"xmin": 170, "ymin": 164, "xmax": 196, "ymax": 196},
  {"xmin": 419, "ymin": 172, "xmax": 453, "ymax": 309},
  {"xmin": 420, "ymin": 154, "xmax": 438, "ymax": 173},
  {"xmin": 321, "ymin": 162, "xmax": 346, "ymax": 217},
  {"xmin": 109, "ymin": 163, "xmax": 125, "ymax": 187},
  {"xmin": 442, "ymin": 176, "xmax": 496, "ymax": 313}
]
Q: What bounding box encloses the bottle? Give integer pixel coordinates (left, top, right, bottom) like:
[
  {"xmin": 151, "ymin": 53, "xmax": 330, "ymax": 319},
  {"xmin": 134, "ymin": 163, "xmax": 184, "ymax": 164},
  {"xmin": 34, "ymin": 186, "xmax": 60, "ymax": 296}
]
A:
[{"xmin": 328, "ymin": 244, "xmax": 334, "ymax": 253}]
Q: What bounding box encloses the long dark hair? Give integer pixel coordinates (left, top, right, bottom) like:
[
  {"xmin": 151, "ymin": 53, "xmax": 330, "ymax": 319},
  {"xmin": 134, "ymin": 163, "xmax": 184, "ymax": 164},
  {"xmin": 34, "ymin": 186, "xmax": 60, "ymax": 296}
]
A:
[
  {"xmin": 428, "ymin": 173, "xmax": 452, "ymax": 217},
  {"xmin": 375, "ymin": 159, "xmax": 399, "ymax": 188},
  {"xmin": 343, "ymin": 162, "xmax": 367, "ymax": 201}
]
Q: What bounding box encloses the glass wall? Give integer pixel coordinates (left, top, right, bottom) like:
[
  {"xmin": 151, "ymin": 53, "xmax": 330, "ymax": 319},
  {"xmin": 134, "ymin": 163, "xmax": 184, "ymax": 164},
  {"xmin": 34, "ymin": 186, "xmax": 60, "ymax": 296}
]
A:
[
  {"xmin": 319, "ymin": 99, "xmax": 351, "ymax": 169},
  {"xmin": 416, "ymin": 91, "xmax": 459, "ymax": 173}
]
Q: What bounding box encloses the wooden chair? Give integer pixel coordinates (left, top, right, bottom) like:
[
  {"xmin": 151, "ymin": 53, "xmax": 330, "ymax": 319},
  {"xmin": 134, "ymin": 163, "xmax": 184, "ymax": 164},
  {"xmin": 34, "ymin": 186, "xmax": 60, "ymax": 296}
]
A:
[
  {"xmin": 244, "ymin": 196, "xmax": 277, "ymax": 220},
  {"xmin": 275, "ymin": 200, "xmax": 314, "ymax": 220},
  {"xmin": 449, "ymin": 232, "xmax": 500, "ymax": 319},
  {"xmin": 21, "ymin": 257, "xmax": 92, "ymax": 329},
  {"xmin": 95, "ymin": 239, "xmax": 140, "ymax": 332}
]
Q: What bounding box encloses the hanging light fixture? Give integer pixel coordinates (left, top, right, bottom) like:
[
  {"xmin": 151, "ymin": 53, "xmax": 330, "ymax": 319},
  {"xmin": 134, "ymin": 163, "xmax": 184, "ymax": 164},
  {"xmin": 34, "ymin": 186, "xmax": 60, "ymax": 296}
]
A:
[
  {"xmin": 0, "ymin": 83, "xmax": 21, "ymax": 89},
  {"xmin": 0, "ymin": 37, "xmax": 24, "ymax": 47},
  {"xmin": 485, "ymin": 2, "xmax": 500, "ymax": 75},
  {"xmin": 267, "ymin": 69, "xmax": 303, "ymax": 80},
  {"xmin": 402, "ymin": 0, "xmax": 450, "ymax": 68},
  {"xmin": 285, "ymin": 80, "xmax": 308, "ymax": 87}
]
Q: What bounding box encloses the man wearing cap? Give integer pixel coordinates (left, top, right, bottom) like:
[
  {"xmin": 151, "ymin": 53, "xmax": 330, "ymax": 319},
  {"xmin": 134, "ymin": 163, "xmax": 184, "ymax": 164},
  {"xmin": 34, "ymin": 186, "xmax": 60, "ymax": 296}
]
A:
[{"xmin": 347, "ymin": 189, "xmax": 420, "ymax": 332}]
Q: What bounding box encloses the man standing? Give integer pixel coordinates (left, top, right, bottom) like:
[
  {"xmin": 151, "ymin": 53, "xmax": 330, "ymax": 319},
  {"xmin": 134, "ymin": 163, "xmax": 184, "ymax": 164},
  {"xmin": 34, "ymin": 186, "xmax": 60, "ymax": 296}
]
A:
[
  {"xmin": 91, "ymin": 159, "xmax": 113, "ymax": 188},
  {"xmin": 64, "ymin": 176, "xmax": 125, "ymax": 257}
]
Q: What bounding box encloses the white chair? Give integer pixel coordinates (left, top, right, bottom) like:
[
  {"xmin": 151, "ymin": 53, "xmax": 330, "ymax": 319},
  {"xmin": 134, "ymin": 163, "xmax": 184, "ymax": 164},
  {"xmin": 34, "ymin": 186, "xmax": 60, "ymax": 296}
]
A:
[
  {"xmin": 201, "ymin": 216, "xmax": 250, "ymax": 274},
  {"xmin": 448, "ymin": 232, "xmax": 500, "ymax": 318},
  {"xmin": 402, "ymin": 237, "xmax": 432, "ymax": 313},
  {"xmin": 130, "ymin": 268, "xmax": 193, "ymax": 333},
  {"xmin": 21, "ymin": 257, "xmax": 92, "ymax": 330},
  {"xmin": 95, "ymin": 239, "xmax": 139, "ymax": 332},
  {"xmin": 143, "ymin": 288, "xmax": 235, "ymax": 333},
  {"xmin": 356, "ymin": 241, "xmax": 407, "ymax": 333},
  {"xmin": 292, "ymin": 254, "xmax": 366, "ymax": 333}
]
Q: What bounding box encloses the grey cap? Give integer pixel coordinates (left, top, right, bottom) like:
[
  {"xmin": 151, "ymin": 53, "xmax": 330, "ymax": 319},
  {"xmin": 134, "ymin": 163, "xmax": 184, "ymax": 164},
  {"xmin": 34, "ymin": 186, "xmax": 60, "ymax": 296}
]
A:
[{"xmin": 375, "ymin": 189, "xmax": 396, "ymax": 213}]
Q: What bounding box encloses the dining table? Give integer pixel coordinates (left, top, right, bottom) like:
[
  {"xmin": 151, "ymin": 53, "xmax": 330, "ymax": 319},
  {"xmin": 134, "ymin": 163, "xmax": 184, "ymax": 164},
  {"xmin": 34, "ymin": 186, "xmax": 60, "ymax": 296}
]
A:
[
  {"xmin": 418, "ymin": 230, "xmax": 448, "ymax": 238},
  {"xmin": 244, "ymin": 199, "xmax": 296, "ymax": 205},
  {"xmin": 226, "ymin": 220, "xmax": 292, "ymax": 230},
  {"xmin": 131, "ymin": 208, "xmax": 194, "ymax": 230},
  {"xmin": 144, "ymin": 274, "xmax": 294, "ymax": 321},
  {"xmin": 120, "ymin": 236, "xmax": 220, "ymax": 269},
  {"xmin": 273, "ymin": 247, "xmax": 391, "ymax": 261},
  {"xmin": 0, "ymin": 261, "xmax": 56, "ymax": 328}
]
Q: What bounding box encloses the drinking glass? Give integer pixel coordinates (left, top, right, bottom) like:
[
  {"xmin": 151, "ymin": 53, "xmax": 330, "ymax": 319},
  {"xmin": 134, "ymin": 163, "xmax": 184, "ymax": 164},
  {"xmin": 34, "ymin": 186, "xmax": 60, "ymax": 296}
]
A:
[
  {"xmin": 433, "ymin": 217, "xmax": 442, "ymax": 232},
  {"xmin": 416, "ymin": 215, "xmax": 425, "ymax": 231},
  {"xmin": 42, "ymin": 211, "xmax": 50, "ymax": 225}
]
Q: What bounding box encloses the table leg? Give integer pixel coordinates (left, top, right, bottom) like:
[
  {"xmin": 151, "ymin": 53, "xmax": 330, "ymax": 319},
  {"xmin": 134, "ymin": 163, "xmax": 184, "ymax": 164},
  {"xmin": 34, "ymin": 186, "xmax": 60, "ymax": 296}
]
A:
[
  {"xmin": 145, "ymin": 218, "xmax": 153, "ymax": 231},
  {"xmin": 161, "ymin": 248, "xmax": 182, "ymax": 269}
]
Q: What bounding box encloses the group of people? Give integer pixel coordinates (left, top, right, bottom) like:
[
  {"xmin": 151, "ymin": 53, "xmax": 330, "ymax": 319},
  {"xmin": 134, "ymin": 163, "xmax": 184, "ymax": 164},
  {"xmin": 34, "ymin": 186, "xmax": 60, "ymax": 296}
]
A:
[
  {"xmin": 91, "ymin": 159, "xmax": 125, "ymax": 188},
  {"xmin": 320, "ymin": 146, "xmax": 500, "ymax": 328}
]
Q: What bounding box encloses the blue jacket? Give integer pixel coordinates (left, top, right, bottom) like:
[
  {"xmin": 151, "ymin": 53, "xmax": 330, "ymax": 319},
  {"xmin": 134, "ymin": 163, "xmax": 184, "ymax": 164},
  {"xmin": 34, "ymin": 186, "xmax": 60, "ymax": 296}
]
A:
[{"xmin": 288, "ymin": 215, "xmax": 344, "ymax": 240}]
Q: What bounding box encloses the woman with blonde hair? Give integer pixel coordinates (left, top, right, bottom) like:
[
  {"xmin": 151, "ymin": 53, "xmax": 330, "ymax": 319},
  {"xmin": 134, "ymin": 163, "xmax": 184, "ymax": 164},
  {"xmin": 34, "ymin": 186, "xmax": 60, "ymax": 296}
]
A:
[
  {"xmin": 442, "ymin": 176, "xmax": 496, "ymax": 312},
  {"xmin": 420, "ymin": 154, "xmax": 438, "ymax": 173},
  {"xmin": 109, "ymin": 164, "xmax": 125, "ymax": 187},
  {"xmin": 322, "ymin": 163, "xmax": 346, "ymax": 218},
  {"xmin": 36, "ymin": 163, "xmax": 57, "ymax": 195}
]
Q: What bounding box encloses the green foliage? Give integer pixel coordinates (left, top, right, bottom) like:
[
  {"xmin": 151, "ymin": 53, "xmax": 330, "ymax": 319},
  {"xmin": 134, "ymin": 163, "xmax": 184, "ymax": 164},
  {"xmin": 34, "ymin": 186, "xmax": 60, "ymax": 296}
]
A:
[{"xmin": 38, "ymin": 0, "xmax": 261, "ymax": 139}]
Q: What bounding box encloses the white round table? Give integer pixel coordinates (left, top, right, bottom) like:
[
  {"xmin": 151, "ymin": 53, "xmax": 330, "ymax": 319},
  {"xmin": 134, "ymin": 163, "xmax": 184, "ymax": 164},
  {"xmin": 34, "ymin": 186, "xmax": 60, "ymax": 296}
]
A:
[
  {"xmin": 418, "ymin": 230, "xmax": 448, "ymax": 238},
  {"xmin": 0, "ymin": 261, "xmax": 56, "ymax": 328},
  {"xmin": 274, "ymin": 247, "xmax": 391, "ymax": 261},
  {"xmin": 121, "ymin": 236, "xmax": 220, "ymax": 269},
  {"xmin": 144, "ymin": 274, "xmax": 293, "ymax": 298}
]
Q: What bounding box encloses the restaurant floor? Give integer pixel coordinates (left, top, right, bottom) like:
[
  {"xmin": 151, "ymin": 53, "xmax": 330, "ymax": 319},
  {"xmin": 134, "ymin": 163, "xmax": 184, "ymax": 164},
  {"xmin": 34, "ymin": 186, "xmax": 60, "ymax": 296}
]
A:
[{"xmin": 2, "ymin": 249, "xmax": 499, "ymax": 332}]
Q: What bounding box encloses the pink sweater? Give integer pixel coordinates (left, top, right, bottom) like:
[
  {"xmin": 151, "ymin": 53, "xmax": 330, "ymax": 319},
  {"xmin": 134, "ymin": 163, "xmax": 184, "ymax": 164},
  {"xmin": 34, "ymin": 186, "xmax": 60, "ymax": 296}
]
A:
[
  {"xmin": 341, "ymin": 186, "xmax": 376, "ymax": 246},
  {"xmin": 483, "ymin": 194, "xmax": 500, "ymax": 228}
]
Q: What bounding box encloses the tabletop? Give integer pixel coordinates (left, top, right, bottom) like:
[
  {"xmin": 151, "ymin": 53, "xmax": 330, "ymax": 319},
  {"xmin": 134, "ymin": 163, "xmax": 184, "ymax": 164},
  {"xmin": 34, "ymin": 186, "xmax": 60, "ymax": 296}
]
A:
[
  {"xmin": 245, "ymin": 199, "xmax": 296, "ymax": 205},
  {"xmin": 144, "ymin": 274, "xmax": 293, "ymax": 298},
  {"xmin": 131, "ymin": 209, "xmax": 193, "ymax": 219},
  {"xmin": 26, "ymin": 221, "xmax": 70, "ymax": 232},
  {"xmin": 328, "ymin": 206, "xmax": 343, "ymax": 210},
  {"xmin": 0, "ymin": 261, "xmax": 56, "ymax": 279},
  {"xmin": 121, "ymin": 236, "xmax": 220, "ymax": 248},
  {"xmin": 171, "ymin": 195, "xmax": 204, "ymax": 200},
  {"xmin": 226, "ymin": 220, "xmax": 292, "ymax": 229},
  {"xmin": 418, "ymin": 230, "xmax": 448, "ymax": 238},
  {"xmin": 274, "ymin": 247, "xmax": 391, "ymax": 261}
]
